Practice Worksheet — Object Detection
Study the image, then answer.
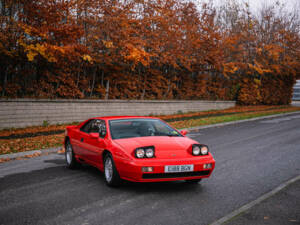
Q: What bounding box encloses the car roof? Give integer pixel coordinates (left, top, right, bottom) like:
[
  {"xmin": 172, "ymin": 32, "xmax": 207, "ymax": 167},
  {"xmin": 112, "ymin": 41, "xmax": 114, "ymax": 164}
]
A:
[{"xmin": 92, "ymin": 116, "xmax": 160, "ymax": 121}]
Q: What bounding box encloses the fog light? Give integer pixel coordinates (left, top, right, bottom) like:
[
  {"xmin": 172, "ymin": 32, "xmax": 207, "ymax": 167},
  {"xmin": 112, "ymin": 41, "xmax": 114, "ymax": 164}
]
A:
[
  {"xmin": 142, "ymin": 167, "xmax": 153, "ymax": 172},
  {"xmin": 203, "ymin": 163, "xmax": 212, "ymax": 169}
]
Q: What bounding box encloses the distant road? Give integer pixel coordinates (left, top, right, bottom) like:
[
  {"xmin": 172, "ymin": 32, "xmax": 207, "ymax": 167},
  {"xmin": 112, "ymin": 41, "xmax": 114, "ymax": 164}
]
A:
[{"xmin": 0, "ymin": 113, "xmax": 300, "ymax": 225}]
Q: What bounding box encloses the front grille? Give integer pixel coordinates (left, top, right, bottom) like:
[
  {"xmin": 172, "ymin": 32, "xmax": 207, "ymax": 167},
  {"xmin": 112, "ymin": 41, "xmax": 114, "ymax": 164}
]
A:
[{"xmin": 142, "ymin": 170, "xmax": 210, "ymax": 179}]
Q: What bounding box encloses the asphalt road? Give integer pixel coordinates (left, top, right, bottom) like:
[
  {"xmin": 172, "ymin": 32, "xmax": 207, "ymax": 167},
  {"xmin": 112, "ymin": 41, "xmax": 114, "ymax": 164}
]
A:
[
  {"xmin": 226, "ymin": 179, "xmax": 300, "ymax": 225},
  {"xmin": 1, "ymin": 113, "xmax": 300, "ymax": 225}
]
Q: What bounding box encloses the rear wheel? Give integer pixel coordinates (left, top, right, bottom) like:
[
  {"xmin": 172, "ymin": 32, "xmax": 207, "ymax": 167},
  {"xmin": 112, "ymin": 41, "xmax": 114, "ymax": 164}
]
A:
[
  {"xmin": 65, "ymin": 140, "xmax": 80, "ymax": 169},
  {"xmin": 104, "ymin": 153, "xmax": 122, "ymax": 187},
  {"xmin": 185, "ymin": 179, "xmax": 202, "ymax": 184}
]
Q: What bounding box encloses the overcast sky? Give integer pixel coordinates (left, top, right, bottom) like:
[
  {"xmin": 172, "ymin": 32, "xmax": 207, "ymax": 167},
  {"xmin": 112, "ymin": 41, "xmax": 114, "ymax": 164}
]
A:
[
  {"xmin": 241, "ymin": 0, "xmax": 298, "ymax": 11},
  {"xmin": 200, "ymin": 0, "xmax": 299, "ymax": 12}
]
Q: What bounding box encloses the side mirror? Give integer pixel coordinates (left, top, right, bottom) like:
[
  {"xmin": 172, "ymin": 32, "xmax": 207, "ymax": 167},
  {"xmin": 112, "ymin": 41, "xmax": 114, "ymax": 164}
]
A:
[
  {"xmin": 89, "ymin": 133, "xmax": 100, "ymax": 139},
  {"xmin": 100, "ymin": 130, "xmax": 106, "ymax": 138},
  {"xmin": 180, "ymin": 130, "xmax": 188, "ymax": 136}
]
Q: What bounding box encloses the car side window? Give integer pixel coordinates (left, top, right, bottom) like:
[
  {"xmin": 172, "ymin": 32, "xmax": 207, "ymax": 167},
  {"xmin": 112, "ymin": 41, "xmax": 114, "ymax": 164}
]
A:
[
  {"xmin": 89, "ymin": 120, "xmax": 101, "ymax": 133},
  {"xmin": 80, "ymin": 120, "xmax": 94, "ymax": 133},
  {"xmin": 80, "ymin": 119, "xmax": 106, "ymax": 137}
]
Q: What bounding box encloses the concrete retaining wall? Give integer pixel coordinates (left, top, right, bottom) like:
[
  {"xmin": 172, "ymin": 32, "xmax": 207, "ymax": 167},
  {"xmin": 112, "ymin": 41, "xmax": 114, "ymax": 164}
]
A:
[{"xmin": 0, "ymin": 99, "xmax": 235, "ymax": 129}]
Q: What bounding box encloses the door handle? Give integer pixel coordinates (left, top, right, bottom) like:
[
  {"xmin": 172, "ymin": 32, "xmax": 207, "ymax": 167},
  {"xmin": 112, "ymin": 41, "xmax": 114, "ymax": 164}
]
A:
[{"xmin": 81, "ymin": 138, "xmax": 84, "ymax": 142}]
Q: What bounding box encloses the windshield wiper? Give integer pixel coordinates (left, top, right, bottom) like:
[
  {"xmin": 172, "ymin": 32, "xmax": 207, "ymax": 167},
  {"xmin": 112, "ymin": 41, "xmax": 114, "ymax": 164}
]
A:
[
  {"xmin": 160, "ymin": 133, "xmax": 179, "ymax": 137},
  {"xmin": 154, "ymin": 132, "xmax": 179, "ymax": 137}
]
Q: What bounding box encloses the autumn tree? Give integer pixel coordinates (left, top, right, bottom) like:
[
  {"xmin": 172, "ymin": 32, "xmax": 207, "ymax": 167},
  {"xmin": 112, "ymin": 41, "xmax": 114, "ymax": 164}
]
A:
[{"xmin": 0, "ymin": 0, "xmax": 299, "ymax": 104}]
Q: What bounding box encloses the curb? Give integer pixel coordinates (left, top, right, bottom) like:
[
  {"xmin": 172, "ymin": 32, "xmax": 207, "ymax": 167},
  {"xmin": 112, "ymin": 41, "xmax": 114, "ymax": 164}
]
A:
[
  {"xmin": 0, "ymin": 147, "xmax": 61, "ymax": 161},
  {"xmin": 209, "ymin": 175, "xmax": 300, "ymax": 225},
  {"xmin": 183, "ymin": 111, "xmax": 300, "ymax": 133}
]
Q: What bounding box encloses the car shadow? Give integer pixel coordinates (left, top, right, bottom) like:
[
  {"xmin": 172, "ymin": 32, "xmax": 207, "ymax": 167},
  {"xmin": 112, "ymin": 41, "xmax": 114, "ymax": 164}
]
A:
[
  {"xmin": 121, "ymin": 179, "xmax": 204, "ymax": 193},
  {"xmin": 42, "ymin": 157, "xmax": 204, "ymax": 193}
]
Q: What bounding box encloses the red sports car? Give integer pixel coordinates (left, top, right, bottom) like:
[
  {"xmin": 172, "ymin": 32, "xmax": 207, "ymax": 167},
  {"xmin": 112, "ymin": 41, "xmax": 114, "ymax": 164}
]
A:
[{"xmin": 64, "ymin": 116, "xmax": 215, "ymax": 186}]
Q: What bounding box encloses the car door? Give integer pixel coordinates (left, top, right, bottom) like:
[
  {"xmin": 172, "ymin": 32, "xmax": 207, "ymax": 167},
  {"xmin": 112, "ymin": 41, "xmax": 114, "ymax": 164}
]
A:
[
  {"xmin": 81, "ymin": 119, "xmax": 107, "ymax": 167},
  {"xmin": 76, "ymin": 119, "xmax": 95, "ymax": 160}
]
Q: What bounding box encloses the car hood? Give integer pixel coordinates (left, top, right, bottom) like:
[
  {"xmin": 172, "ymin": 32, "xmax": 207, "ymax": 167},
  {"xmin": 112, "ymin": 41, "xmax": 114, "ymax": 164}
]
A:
[{"xmin": 113, "ymin": 136, "xmax": 197, "ymax": 159}]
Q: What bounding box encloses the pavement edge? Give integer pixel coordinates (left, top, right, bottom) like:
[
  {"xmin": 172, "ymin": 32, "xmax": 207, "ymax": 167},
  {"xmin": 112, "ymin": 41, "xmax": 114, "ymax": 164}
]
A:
[
  {"xmin": 0, "ymin": 147, "xmax": 61, "ymax": 161},
  {"xmin": 209, "ymin": 175, "xmax": 300, "ymax": 225}
]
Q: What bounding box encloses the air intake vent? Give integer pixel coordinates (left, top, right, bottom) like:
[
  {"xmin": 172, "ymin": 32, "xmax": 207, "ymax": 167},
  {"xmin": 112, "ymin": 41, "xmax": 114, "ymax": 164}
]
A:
[{"xmin": 142, "ymin": 171, "xmax": 210, "ymax": 179}]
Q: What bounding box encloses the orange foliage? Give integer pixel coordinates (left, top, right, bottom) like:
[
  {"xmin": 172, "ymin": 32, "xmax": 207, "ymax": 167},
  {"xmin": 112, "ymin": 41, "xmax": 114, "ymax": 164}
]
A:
[
  {"xmin": 238, "ymin": 78, "xmax": 262, "ymax": 105},
  {"xmin": 0, "ymin": 0, "xmax": 299, "ymax": 104}
]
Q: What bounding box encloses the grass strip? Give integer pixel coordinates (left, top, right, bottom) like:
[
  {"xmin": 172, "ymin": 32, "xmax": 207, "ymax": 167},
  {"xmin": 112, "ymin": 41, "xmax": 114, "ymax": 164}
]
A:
[
  {"xmin": 159, "ymin": 105, "xmax": 288, "ymax": 121},
  {"xmin": 164, "ymin": 106, "xmax": 286, "ymax": 122},
  {"xmin": 0, "ymin": 130, "xmax": 65, "ymax": 140},
  {"xmin": 169, "ymin": 108, "xmax": 300, "ymax": 129}
]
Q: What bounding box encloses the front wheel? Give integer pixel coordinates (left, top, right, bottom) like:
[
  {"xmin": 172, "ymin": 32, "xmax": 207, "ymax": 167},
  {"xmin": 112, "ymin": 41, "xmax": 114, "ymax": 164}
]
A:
[
  {"xmin": 104, "ymin": 153, "xmax": 122, "ymax": 187},
  {"xmin": 65, "ymin": 140, "xmax": 80, "ymax": 169}
]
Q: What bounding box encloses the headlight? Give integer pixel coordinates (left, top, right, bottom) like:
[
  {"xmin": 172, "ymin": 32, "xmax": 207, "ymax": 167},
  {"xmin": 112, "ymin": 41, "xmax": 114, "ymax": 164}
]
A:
[
  {"xmin": 134, "ymin": 146, "xmax": 155, "ymax": 158},
  {"xmin": 145, "ymin": 148, "xmax": 154, "ymax": 158},
  {"xmin": 192, "ymin": 144, "xmax": 209, "ymax": 156},
  {"xmin": 192, "ymin": 145, "xmax": 201, "ymax": 155},
  {"xmin": 200, "ymin": 146, "xmax": 208, "ymax": 155},
  {"xmin": 135, "ymin": 148, "xmax": 145, "ymax": 158}
]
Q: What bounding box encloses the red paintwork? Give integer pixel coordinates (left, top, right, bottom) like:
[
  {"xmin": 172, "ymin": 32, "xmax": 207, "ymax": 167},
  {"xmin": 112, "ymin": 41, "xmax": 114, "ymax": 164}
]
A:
[{"xmin": 65, "ymin": 116, "xmax": 215, "ymax": 182}]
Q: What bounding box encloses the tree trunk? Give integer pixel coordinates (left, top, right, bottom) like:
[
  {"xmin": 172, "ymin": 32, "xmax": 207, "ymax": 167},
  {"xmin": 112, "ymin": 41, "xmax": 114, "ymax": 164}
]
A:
[
  {"xmin": 76, "ymin": 62, "xmax": 81, "ymax": 87},
  {"xmin": 140, "ymin": 67, "xmax": 146, "ymax": 100},
  {"xmin": 101, "ymin": 70, "xmax": 104, "ymax": 86},
  {"xmin": 141, "ymin": 85, "xmax": 146, "ymax": 100},
  {"xmin": 105, "ymin": 80, "xmax": 109, "ymax": 100},
  {"xmin": 76, "ymin": 70, "xmax": 80, "ymax": 87},
  {"xmin": 90, "ymin": 68, "xmax": 96, "ymax": 97},
  {"xmin": 164, "ymin": 79, "xmax": 171, "ymax": 99},
  {"xmin": 2, "ymin": 67, "xmax": 8, "ymax": 97}
]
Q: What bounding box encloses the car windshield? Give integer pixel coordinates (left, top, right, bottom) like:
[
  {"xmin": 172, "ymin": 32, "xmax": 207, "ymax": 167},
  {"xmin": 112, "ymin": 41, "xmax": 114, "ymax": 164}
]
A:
[{"xmin": 109, "ymin": 119, "xmax": 182, "ymax": 139}]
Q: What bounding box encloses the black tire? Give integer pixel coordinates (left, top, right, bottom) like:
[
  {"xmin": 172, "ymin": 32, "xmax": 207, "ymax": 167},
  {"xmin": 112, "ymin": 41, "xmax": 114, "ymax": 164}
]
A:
[
  {"xmin": 185, "ymin": 179, "xmax": 202, "ymax": 184},
  {"xmin": 103, "ymin": 153, "xmax": 122, "ymax": 187},
  {"xmin": 65, "ymin": 140, "xmax": 80, "ymax": 169}
]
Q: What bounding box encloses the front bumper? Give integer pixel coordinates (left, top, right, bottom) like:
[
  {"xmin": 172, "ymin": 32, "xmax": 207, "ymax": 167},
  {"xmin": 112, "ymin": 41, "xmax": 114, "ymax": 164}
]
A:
[{"xmin": 114, "ymin": 154, "xmax": 215, "ymax": 182}]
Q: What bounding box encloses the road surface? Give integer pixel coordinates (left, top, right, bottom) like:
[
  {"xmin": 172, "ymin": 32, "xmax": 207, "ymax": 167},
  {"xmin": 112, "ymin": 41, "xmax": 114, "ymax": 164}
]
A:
[{"xmin": 1, "ymin": 113, "xmax": 300, "ymax": 225}]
